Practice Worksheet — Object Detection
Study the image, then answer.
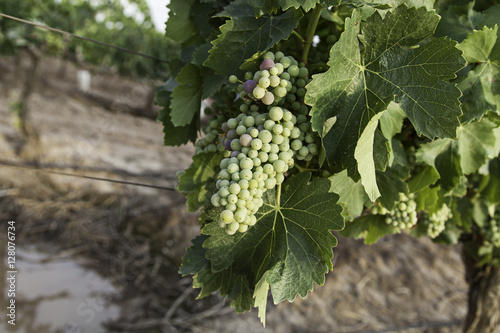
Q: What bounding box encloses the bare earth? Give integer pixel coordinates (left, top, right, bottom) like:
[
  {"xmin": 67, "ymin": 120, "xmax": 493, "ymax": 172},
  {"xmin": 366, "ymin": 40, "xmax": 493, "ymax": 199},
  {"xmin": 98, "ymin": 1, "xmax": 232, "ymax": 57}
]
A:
[{"xmin": 0, "ymin": 55, "xmax": 469, "ymax": 333}]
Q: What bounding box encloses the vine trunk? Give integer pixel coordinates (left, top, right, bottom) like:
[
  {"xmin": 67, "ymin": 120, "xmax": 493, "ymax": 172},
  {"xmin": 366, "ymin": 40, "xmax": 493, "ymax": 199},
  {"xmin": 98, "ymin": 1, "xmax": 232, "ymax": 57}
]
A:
[{"xmin": 463, "ymin": 248, "xmax": 500, "ymax": 333}]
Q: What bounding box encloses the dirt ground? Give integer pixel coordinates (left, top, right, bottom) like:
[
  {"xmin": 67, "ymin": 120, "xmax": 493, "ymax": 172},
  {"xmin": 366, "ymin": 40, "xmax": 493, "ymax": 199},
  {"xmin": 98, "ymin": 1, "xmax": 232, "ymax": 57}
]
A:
[{"xmin": 0, "ymin": 55, "xmax": 472, "ymax": 333}]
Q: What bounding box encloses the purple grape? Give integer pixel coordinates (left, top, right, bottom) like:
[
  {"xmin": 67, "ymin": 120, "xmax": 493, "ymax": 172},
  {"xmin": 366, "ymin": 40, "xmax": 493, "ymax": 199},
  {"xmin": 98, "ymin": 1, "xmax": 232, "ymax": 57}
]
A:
[
  {"xmin": 227, "ymin": 129, "xmax": 238, "ymax": 140},
  {"xmin": 221, "ymin": 122, "xmax": 229, "ymax": 132},
  {"xmin": 225, "ymin": 140, "xmax": 232, "ymax": 151},
  {"xmin": 230, "ymin": 151, "xmax": 240, "ymax": 158},
  {"xmin": 243, "ymin": 80, "xmax": 257, "ymax": 94},
  {"xmin": 260, "ymin": 58, "xmax": 275, "ymax": 71}
]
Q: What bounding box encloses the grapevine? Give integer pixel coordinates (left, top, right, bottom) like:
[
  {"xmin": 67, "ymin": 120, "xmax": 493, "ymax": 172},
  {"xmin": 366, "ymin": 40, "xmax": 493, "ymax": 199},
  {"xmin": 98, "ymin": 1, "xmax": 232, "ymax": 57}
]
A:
[{"xmin": 158, "ymin": 1, "xmax": 500, "ymax": 330}]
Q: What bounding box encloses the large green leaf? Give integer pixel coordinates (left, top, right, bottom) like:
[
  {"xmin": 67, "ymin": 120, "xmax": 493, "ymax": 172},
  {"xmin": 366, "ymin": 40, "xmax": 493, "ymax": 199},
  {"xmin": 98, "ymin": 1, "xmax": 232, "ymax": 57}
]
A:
[
  {"xmin": 204, "ymin": 0, "xmax": 302, "ymax": 75},
  {"xmin": 156, "ymin": 79, "xmax": 198, "ymax": 146},
  {"xmin": 305, "ymin": 5, "xmax": 466, "ymax": 176},
  {"xmin": 179, "ymin": 235, "xmax": 254, "ymax": 313},
  {"xmin": 456, "ymin": 26, "xmax": 500, "ymax": 122},
  {"xmin": 165, "ymin": 0, "xmax": 198, "ymax": 44},
  {"xmin": 170, "ymin": 64, "xmax": 203, "ymax": 127},
  {"xmin": 202, "ymin": 172, "xmax": 344, "ymax": 305},
  {"xmin": 177, "ymin": 152, "xmax": 222, "ymax": 212}
]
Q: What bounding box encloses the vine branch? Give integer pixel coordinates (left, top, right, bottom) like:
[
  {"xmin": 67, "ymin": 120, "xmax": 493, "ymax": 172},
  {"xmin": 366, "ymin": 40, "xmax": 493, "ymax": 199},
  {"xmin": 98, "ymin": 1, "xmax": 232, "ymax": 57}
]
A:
[{"xmin": 302, "ymin": 4, "xmax": 322, "ymax": 64}]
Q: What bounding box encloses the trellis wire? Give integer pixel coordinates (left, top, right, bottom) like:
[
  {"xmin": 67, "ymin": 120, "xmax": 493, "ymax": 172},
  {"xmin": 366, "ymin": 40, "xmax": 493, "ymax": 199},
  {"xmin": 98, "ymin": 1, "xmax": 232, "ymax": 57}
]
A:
[
  {"xmin": 0, "ymin": 12, "xmax": 170, "ymax": 64},
  {"xmin": 0, "ymin": 161, "xmax": 177, "ymax": 191}
]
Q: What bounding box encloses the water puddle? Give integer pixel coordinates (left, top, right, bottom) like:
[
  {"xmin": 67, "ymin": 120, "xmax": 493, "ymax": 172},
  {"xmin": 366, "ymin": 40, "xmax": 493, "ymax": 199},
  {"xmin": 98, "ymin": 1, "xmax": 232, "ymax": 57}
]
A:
[{"xmin": 2, "ymin": 247, "xmax": 119, "ymax": 333}]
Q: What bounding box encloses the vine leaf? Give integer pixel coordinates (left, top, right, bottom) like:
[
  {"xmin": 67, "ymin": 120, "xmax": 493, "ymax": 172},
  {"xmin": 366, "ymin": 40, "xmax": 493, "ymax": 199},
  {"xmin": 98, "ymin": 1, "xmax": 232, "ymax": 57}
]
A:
[
  {"xmin": 329, "ymin": 169, "xmax": 369, "ymax": 221},
  {"xmin": 416, "ymin": 119, "xmax": 499, "ymax": 188},
  {"xmin": 305, "ymin": 5, "xmax": 466, "ymax": 177},
  {"xmin": 408, "ymin": 165, "xmax": 440, "ymax": 193},
  {"xmin": 156, "ymin": 79, "xmax": 198, "ymax": 146},
  {"xmin": 165, "ymin": 0, "xmax": 198, "ymax": 44},
  {"xmin": 376, "ymin": 164, "xmax": 409, "ymax": 210},
  {"xmin": 201, "ymin": 172, "xmax": 344, "ymax": 309},
  {"xmin": 355, "ymin": 112, "xmax": 384, "ymax": 201},
  {"xmin": 456, "ymin": 25, "xmax": 500, "ymax": 122},
  {"xmin": 340, "ymin": 214, "xmax": 399, "ymax": 245},
  {"xmin": 204, "ymin": 0, "xmax": 302, "ymax": 75},
  {"xmin": 179, "ymin": 235, "xmax": 254, "ymax": 312},
  {"xmin": 170, "ymin": 64, "xmax": 203, "ymax": 127},
  {"xmin": 253, "ymin": 272, "xmax": 270, "ymax": 326},
  {"xmin": 177, "ymin": 152, "xmax": 222, "ymax": 212},
  {"xmin": 379, "ymin": 102, "xmax": 406, "ymax": 164},
  {"xmin": 434, "ymin": 1, "xmax": 483, "ymax": 43},
  {"xmin": 249, "ymin": 0, "xmax": 340, "ymax": 14}
]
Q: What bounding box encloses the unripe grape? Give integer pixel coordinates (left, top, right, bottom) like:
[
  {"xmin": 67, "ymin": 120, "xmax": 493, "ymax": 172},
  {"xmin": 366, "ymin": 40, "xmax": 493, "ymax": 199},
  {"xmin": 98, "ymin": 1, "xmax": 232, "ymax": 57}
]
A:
[
  {"xmin": 262, "ymin": 91, "xmax": 275, "ymax": 105},
  {"xmin": 234, "ymin": 210, "xmax": 246, "ymax": 223},
  {"xmin": 269, "ymin": 107, "xmax": 283, "ymax": 121},
  {"xmin": 265, "ymin": 178, "xmax": 276, "ymax": 189},
  {"xmin": 244, "ymin": 116, "xmax": 255, "ymax": 127},
  {"xmin": 259, "ymin": 130, "xmax": 273, "ymax": 143},
  {"xmin": 227, "ymin": 221, "xmax": 240, "ymax": 232},
  {"xmin": 240, "ymin": 157, "xmax": 253, "ymax": 170},
  {"xmin": 230, "ymin": 139, "xmax": 242, "ymax": 151},
  {"xmin": 288, "ymin": 65, "xmax": 299, "ymax": 77},
  {"xmin": 274, "ymin": 86, "xmax": 287, "ymax": 98},
  {"xmin": 258, "ymin": 76, "xmax": 270, "ymax": 87},
  {"xmin": 273, "ymin": 160, "xmax": 286, "ymax": 173},
  {"xmin": 221, "ymin": 210, "xmax": 234, "ymax": 223},
  {"xmin": 238, "ymin": 223, "xmax": 248, "ymax": 233},
  {"xmin": 251, "ymin": 138, "xmax": 263, "ymax": 150},
  {"xmin": 270, "ymin": 76, "xmax": 280, "ymax": 87},
  {"xmin": 280, "ymin": 56, "xmax": 291, "ymax": 68},
  {"xmin": 240, "ymin": 169, "xmax": 253, "ymax": 180},
  {"xmin": 253, "ymin": 86, "xmax": 266, "ymax": 99},
  {"xmin": 227, "ymin": 163, "xmax": 239, "ymax": 174},
  {"xmin": 240, "ymin": 134, "xmax": 252, "ymax": 147},
  {"xmin": 229, "ymin": 75, "xmax": 238, "ymax": 83}
]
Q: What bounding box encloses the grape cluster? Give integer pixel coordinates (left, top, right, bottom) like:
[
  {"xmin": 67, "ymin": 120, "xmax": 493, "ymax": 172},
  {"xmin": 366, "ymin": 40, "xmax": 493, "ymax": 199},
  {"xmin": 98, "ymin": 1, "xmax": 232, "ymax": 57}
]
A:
[
  {"xmin": 230, "ymin": 51, "xmax": 310, "ymax": 113},
  {"xmin": 371, "ymin": 193, "xmax": 418, "ymax": 231},
  {"xmin": 482, "ymin": 209, "xmax": 500, "ymax": 248},
  {"xmin": 420, "ymin": 204, "xmax": 452, "ymax": 239},
  {"xmin": 194, "ymin": 113, "xmax": 227, "ymax": 155},
  {"xmin": 210, "ymin": 106, "xmax": 318, "ymax": 235}
]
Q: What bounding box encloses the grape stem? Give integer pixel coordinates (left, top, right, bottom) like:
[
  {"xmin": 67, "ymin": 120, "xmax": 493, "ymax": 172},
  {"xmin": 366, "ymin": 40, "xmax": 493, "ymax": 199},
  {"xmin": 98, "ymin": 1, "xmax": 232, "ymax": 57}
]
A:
[
  {"xmin": 302, "ymin": 4, "xmax": 322, "ymax": 64},
  {"xmin": 294, "ymin": 163, "xmax": 321, "ymax": 173},
  {"xmin": 291, "ymin": 30, "xmax": 305, "ymax": 43},
  {"xmin": 276, "ymin": 183, "xmax": 282, "ymax": 208}
]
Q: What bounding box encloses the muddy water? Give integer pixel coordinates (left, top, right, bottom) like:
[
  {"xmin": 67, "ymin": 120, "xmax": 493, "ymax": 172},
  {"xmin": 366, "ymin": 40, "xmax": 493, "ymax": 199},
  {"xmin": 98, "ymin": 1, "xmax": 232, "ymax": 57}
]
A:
[{"xmin": 2, "ymin": 247, "xmax": 119, "ymax": 333}]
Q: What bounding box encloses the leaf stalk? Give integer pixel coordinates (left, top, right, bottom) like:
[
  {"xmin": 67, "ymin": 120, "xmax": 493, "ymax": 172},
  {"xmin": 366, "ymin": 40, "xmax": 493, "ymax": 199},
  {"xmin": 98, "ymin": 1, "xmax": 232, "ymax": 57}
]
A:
[{"xmin": 302, "ymin": 4, "xmax": 322, "ymax": 64}]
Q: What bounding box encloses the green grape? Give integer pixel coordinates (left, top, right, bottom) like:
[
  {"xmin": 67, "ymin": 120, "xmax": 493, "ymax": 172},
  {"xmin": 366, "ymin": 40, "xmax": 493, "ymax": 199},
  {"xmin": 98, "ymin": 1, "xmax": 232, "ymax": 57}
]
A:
[
  {"xmin": 229, "ymin": 75, "xmax": 238, "ymax": 83},
  {"xmin": 220, "ymin": 210, "xmax": 234, "ymax": 223},
  {"xmin": 253, "ymin": 86, "xmax": 266, "ymax": 99},
  {"xmin": 259, "ymin": 77, "xmax": 270, "ymax": 88},
  {"xmin": 269, "ymin": 107, "xmax": 283, "ymax": 121},
  {"xmin": 288, "ymin": 65, "xmax": 300, "ymax": 77}
]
